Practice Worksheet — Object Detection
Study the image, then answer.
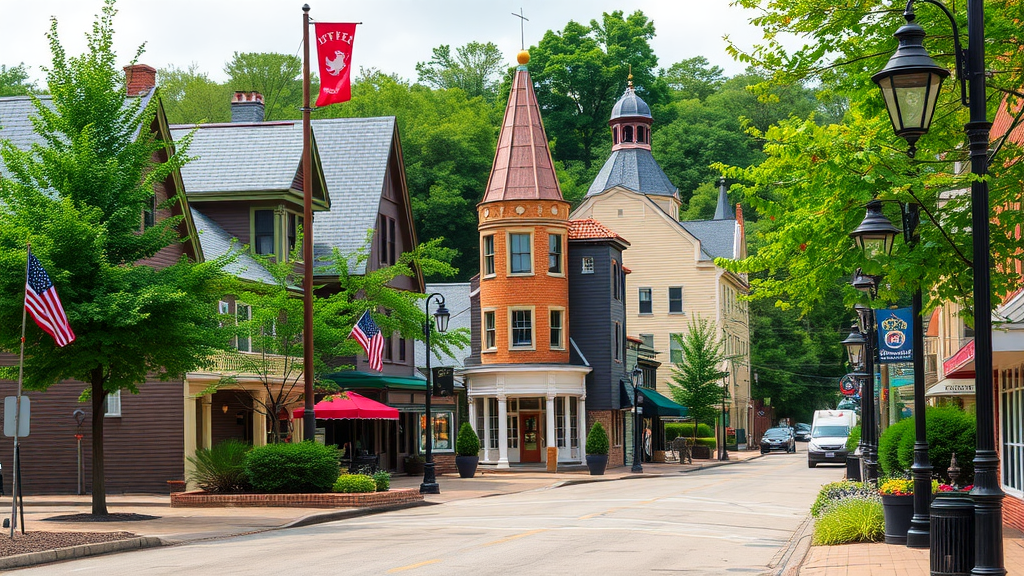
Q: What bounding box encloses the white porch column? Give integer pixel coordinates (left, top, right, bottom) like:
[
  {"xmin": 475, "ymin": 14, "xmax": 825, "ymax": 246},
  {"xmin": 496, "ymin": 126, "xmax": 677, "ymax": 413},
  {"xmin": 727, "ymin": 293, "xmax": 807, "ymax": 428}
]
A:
[
  {"xmin": 562, "ymin": 396, "xmax": 570, "ymax": 459},
  {"xmin": 578, "ymin": 395, "xmax": 587, "ymax": 464},
  {"xmin": 253, "ymin": 394, "xmax": 268, "ymax": 447},
  {"xmin": 497, "ymin": 394, "xmax": 509, "ymax": 469},
  {"xmin": 201, "ymin": 395, "xmax": 213, "ymax": 450},
  {"xmin": 545, "ymin": 394, "xmax": 556, "ymax": 453},
  {"xmin": 467, "ymin": 397, "xmax": 477, "ymax": 454},
  {"xmin": 183, "ymin": 380, "xmax": 198, "ymax": 489},
  {"xmin": 483, "ymin": 397, "xmax": 492, "ymax": 462}
]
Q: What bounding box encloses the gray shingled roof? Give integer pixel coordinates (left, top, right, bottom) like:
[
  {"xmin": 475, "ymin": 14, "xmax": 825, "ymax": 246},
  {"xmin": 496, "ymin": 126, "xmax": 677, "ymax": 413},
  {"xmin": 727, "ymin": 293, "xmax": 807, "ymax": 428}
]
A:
[
  {"xmin": 414, "ymin": 283, "xmax": 473, "ymax": 368},
  {"xmin": 169, "ymin": 122, "xmax": 303, "ymax": 194},
  {"xmin": 610, "ymin": 87, "xmax": 652, "ymax": 120},
  {"xmin": 586, "ymin": 148, "xmax": 678, "ymax": 197},
  {"xmin": 311, "ymin": 117, "xmax": 396, "ymax": 275},
  {"xmin": 678, "ymin": 219, "xmax": 738, "ymax": 261},
  {"xmin": 190, "ymin": 208, "xmax": 276, "ymax": 284}
]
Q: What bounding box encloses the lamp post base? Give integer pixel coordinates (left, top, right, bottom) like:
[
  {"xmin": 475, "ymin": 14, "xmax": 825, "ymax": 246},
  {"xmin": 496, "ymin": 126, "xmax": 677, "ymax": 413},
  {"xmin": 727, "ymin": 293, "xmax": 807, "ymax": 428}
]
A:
[
  {"xmin": 420, "ymin": 462, "xmax": 440, "ymax": 495},
  {"xmin": 631, "ymin": 463, "xmax": 643, "ymax": 473}
]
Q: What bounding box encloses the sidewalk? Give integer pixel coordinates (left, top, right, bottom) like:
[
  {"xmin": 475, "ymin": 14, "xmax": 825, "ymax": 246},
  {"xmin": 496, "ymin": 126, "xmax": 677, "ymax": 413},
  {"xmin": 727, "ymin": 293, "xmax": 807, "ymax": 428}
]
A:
[
  {"xmin": 0, "ymin": 451, "xmax": 762, "ymax": 569},
  {"xmin": 798, "ymin": 527, "xmax": 1024, "ymax": 575}
]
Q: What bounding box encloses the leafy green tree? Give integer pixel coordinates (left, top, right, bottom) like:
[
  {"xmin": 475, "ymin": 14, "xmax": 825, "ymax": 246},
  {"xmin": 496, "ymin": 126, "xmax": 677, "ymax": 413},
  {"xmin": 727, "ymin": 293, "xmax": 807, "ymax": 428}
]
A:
[
  {"xmin": 0, "ymin": 63, "xmax": 37, "ymax": 97},
  {"xmin": 527, "ymin": 10, "xmax": 668, "ymax": 168},
  {"xmin": 158, "ymin": 63, "xmax": 232, "ymax": 124},
  {"xmin": 661, "ymin": 56, "xmax": 724, "ymax": 102},
  {"xmin": 415, "ymin": 42, "xmax": 505, "ymax": 101},
  {"xmin": 0, "ymin": 0, "xmax": 230, "ymax": 515},
  {"xmin": 668, "ymin": 317, "xmax": 730, "ymax": 432},
  {"xmin": 224, "ymin": 52, "xmax": 302, "ymax": 121}
]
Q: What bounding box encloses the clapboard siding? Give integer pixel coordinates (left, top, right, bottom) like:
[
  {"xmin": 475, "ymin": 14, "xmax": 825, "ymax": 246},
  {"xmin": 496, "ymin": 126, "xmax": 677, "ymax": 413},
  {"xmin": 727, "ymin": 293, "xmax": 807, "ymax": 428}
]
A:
[
  {"xmin": 0, "ymin": 377, "xmax": 184, "ymax": 495},
  {"xmin": 192, "ymin": 201, "xmax": 254, "ymax": 245},
  {"xmin": 137, "ymin": 173, "xmax": 187, "ymax": 270}
]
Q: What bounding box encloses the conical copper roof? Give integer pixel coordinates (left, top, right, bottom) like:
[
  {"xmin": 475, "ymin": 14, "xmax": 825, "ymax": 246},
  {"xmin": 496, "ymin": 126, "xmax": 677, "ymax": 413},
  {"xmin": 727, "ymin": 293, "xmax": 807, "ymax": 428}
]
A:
[{"xmin": 481, "ymin": 65, "xmax": 563, "ymax": 204}]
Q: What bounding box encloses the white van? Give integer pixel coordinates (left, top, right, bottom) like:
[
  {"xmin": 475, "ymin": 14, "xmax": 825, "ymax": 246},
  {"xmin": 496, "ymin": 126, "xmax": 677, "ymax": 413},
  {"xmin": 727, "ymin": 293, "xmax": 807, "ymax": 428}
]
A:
[{"xmin": 807, "ymin": 410, "xmax": 857, "ymax": 468}]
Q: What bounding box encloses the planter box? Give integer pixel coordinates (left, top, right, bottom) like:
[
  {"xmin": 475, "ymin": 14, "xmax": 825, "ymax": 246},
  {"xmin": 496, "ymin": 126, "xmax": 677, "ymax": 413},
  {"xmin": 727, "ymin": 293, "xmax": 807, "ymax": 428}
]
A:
[
  {"xmin": 170, "ymin": 488, "xmax": 423, "ymax": 508},
  {"xmin": 882, "ymin": 494, "xmax": 914, "ymax": 544},
  {"xmin": 691, "ymin": 445, "xmax": 712, "ymax": 460}
]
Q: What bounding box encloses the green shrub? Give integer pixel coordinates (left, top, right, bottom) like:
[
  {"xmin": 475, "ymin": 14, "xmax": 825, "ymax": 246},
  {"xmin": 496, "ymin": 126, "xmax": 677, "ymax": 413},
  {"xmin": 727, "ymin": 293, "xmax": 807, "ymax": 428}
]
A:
[
  {"xmin": 895, "ymin": 407, "xmax": 976, "ymax": 484},
  {"xmin": 372, "ymin": 470, "xmax": 391, "ymax": 492},
  {"xmin": 694, "ymin": 437, "xmax": 717, "ymax": 449},
  {"xmin": 812, "ymin": 497, "xmax": 884, "ymax": 545},
  {"xmin": 878, "ymin": 417, "xmax": 913, "ymax": 476},
  {"xmin": 187, "ymin": 439, "xmax": 252, "ymax": 493},
  {"xmin": 333, "ymin": 474, "xmax": 377, "ymax": 493},
  {"xmin": 586, "ymin": 422, "xmax": 609, "ymax": 455},
  {"xmin": 846, "ymin": 425, "xmax": 861, "ymax": 453},
  {"xmin": 810, "ymin": 481, "xmax": 874, "ymax": 517},
  {"xmin": 244, "ymin": 441, "xmax": 340, "ymax": 493},
  {"xmin": 456, "ymin": 422, "xmax": 480, "ymax": 456},
  {"xmin": 665, "ymin": 422, "xmax": 715, "ymax": 440}
]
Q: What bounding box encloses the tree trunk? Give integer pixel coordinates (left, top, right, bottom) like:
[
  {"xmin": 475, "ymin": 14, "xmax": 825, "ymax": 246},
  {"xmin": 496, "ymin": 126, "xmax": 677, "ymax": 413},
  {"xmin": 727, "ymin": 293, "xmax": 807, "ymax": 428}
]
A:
[{"xmin": 90, "ymin": 368, "xmax": 107, "ymax": 515}]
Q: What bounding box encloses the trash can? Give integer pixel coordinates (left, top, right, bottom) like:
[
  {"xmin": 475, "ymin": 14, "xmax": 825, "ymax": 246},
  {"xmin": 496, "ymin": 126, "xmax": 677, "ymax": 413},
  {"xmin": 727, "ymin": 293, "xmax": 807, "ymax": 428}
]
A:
[
  {"xmin": 930, "ymin": 494, "xmax": 974, "ymax": 576},
  {"xmin": 846, "ymin": 454, "xmax": 861, "ymax": 481}
]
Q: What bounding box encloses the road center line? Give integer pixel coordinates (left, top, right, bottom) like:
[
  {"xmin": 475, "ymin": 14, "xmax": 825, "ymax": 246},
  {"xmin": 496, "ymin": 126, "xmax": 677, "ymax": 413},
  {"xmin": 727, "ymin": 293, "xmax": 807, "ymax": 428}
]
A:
[
  {"xmin": 479, "ymin": 528, "xmax": 548, "ymax": 547},
  {"xmin": 386, "ymin": 559, "xmax": 441, "ymax": 573}
]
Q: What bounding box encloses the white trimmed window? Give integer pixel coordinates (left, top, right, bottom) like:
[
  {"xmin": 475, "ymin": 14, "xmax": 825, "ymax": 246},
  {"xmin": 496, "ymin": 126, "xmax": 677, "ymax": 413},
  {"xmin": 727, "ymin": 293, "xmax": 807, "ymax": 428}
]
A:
[
  {"xmin": 482, "ymin": 235, "xmax": 495, "ymax": 276},
  {"xmin": 669, "ymin": 287, "xmax": 684, "ymax": 313},
  {"xmin": 484, "ymin": 310, "xmax": 497, "ymax": 350},
  {"xmin": 581, "ymin": 257, "xmax": 594, "ymax": 274},
  {"xmin": 1002, "ymin": 365, "xmax": 1023, "ymax": 494},
  {"xmin": 104, "ymin": 390, "xmax": 121, "ymax": 417},
  {"xmin": 638, "ymin": 288, "xmax": 653, "ymax": 314},
  {"xmin": 548, "ymin": 233, "xmax": 563, "ymax": 274},
  {"xmin": 549, "ymin": 308, "xmax": 564, "ymax": 350},
  {"xmin": 670, "ymin": 333, "xmax": 684, "ymax": 364},
  {"xmin": 509, "ymin": 232, "xmax": 532, "ymax": 274},
  {"xmin": 510, "ymin": 308, "xmax": 534, "ymax": 349}
]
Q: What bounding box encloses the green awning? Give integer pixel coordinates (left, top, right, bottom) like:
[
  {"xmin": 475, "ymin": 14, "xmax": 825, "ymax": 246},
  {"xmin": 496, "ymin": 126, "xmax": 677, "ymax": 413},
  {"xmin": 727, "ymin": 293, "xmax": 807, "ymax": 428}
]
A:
[
  {"xmin": 639, "ymin": 387, "xmax": 689, "ymax": 418},
  {"xmin": 323, "ymin": 371, "xmax": 429, "ymax": 391}
]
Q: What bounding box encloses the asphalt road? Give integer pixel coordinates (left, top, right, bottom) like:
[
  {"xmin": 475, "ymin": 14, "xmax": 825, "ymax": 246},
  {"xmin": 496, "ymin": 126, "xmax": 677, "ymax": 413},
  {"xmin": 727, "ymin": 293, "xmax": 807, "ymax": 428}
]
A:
[{"xmin": 23, "ymin": 446, "xmax": 845, "ymax": 576}]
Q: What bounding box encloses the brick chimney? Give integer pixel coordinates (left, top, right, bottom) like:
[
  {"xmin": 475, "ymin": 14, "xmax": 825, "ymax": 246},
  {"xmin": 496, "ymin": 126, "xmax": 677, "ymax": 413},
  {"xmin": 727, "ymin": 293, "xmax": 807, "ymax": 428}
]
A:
[
  {"xmin": 123, "ymin": 64, "xmax": 156, "ymax": 97},
  {"xmin": 735, "ymin": 204, "xmax": 744, "ymax": 228},
  {"xmin": 231, "ymin": 91, "xmax": 265, "ymax": 123}
]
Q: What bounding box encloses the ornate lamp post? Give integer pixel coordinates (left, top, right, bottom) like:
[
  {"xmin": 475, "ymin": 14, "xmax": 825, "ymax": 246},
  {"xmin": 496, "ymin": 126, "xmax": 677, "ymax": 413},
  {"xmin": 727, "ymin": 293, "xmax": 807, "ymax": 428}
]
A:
[
  {"xmin": 631, "ymin": 365, "xmax": 644, "ymax": 473},
  {"xmin": 851, "ymin": 272, "xmax": 880, "ymax": 484},
  {"xmin": 873, "ymin": 0, "xmax": 1003, "ymax": 569},
  {"xmin": 719, "ymin": 371, "xmax": 730, "ymax": 462},
  {"xmin": 420, "ymin": 293, "xmax": 450, "ymax": 495}
]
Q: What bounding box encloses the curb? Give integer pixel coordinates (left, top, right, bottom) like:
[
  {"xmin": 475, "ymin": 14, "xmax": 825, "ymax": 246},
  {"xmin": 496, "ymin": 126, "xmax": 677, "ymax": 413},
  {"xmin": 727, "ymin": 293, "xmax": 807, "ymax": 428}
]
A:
[
  {"xmin": 0, "ymin": 536, "xmax": 162, "ymax": 571},
  {"xmin": 765, "ymin": 514, "xmax": 814, "ymax": 576},
  {"xmin": 278, "ymin": 500, "xmax": 435, "ymax": 530},
  {"xmin": 554, "ymin": 454, "xmax": 763, "ymax": 488}
]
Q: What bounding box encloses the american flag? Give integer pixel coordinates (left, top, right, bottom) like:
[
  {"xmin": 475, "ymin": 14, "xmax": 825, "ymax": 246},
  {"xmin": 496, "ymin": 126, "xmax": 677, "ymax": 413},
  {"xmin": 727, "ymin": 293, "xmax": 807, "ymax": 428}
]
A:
[
  {"xmin": 25, "ymin": 252, "xmax": 75, "ymax": 347},
  {"xmin": 350, "ymin": 311, "xmax": 384, "ymax": 372}
]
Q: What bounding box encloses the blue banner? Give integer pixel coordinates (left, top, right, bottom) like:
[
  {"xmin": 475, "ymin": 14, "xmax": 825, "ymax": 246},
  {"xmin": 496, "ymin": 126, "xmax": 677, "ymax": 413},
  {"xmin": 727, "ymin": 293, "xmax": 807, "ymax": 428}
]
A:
[{"xmin": 877, "ymin": 307, "xmax": 913, "ymax": 364}]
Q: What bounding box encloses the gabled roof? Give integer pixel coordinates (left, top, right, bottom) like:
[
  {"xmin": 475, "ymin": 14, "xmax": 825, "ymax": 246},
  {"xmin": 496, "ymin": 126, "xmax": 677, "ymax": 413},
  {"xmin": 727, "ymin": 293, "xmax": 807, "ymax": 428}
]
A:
[
  {"xmin": 586, "ymin": 147, "xmax": 677, "ymax": 198},
  {"xmin": 678, "ymin": 218, "xmax": 739, "ymax": 260},
  {"xmin": 568, "ymin": 218, "xmax": 630, "ymax": 246},
  {"xmin": 480, "ymin": 64, "xmax": 563, "ymax": 203},
  {"xmin": 190, "ymin": 208, "xmax": 276, "ymax": 284},
  {"xmin": 414, "ymin": 282, "xmax": 473, "ymax": 369}
]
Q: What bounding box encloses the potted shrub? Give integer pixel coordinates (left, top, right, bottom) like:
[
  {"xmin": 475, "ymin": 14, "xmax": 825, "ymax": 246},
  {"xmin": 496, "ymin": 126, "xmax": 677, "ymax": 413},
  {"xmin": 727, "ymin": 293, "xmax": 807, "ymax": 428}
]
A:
[
  {"xmin": 585, "ymin": 421, "xmax": 609, "ymax": 475},
  {"xmin": 455, "ymin": 422, "xmax": 481, "ymax": 478},
  {"xmin": 878, "ymin": 478, "xmax": 917, "ymax": 544}
]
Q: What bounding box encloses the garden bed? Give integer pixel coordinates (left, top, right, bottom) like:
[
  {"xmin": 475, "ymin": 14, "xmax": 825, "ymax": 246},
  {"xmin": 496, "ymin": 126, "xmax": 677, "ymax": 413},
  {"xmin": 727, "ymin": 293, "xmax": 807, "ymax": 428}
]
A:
[{"xmin": 170, "ymin": 488, "xmax": 423, "ymax": 508}]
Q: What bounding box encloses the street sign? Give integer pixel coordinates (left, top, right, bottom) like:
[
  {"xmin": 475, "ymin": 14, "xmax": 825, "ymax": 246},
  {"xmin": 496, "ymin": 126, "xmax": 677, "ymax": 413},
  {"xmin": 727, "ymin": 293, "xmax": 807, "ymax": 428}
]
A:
[
  {"xmin": 877, "ymin": 307, "xmax": 913, "ymax": 364},
  {"xmin": 839, "ymin": 374, "xmax": 858, "ymax": 397},
  {"xmin": 3, "ymin": 397, "xmax": 30, "ymax": 438}
]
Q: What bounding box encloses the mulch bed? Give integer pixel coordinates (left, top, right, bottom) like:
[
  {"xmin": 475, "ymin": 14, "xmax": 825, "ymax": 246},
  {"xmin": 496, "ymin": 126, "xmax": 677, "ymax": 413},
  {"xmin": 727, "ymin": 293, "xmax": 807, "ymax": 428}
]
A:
[
  {"xmin": 42, "ymin": 513, "xmax": 160, "ymax": 523},
  {"xmin": 0, "ymin": 531, "xmax": 138, "ymax": 557}
]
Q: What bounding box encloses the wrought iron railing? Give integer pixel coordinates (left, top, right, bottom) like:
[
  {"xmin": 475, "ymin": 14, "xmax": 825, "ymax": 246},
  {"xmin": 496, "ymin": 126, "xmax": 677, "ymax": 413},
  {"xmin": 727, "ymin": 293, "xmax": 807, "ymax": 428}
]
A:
[{"xmin": 206, "ymin": 350, "xmax": 299, "ymax": 378}]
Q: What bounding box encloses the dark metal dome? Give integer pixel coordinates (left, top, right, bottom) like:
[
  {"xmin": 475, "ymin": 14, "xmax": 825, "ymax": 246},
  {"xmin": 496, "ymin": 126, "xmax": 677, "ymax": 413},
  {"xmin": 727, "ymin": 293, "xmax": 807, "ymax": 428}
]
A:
[{"xmin": 610, "ymin": 87, "xmax": 652, "ymax": 120}]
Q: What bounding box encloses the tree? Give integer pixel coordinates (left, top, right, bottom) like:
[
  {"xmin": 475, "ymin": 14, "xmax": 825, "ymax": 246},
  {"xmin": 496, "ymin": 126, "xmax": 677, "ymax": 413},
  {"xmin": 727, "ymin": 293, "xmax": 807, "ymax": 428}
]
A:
[
  {"xmin": 0, "ymin": 0, "xmax": 230, "ymax": 515},
  {"xmin": 224, "ymin": 52, "xmax": 302, "ymax": 121},
  {"xmin": 668, "ymin": 317, "xmax": 730, "ymax": 432},
  {"xmin": 158, "ymin": 63, "xmax": 232, "ymax": 124},
  {"xmin": 206, "ymin": 237, "xmax": 468, "ymax": 444},
  {"xmin": 415, "ymin": 42, "xmax": 505, "ymax": 101},
  {"xmin": 0, "ymin": 63, "xmax": 37, "ymax": 97},
  {"xmin": 527, "ymin": 11, "xmax": 668, "ymax": 168},
  {"xmin": 661, "ymin": 56, "xmax": 724, "ymax": 102},
  {"xmin": 720, "ymin": 0, "xmax": 1024, "ymax": 316}
]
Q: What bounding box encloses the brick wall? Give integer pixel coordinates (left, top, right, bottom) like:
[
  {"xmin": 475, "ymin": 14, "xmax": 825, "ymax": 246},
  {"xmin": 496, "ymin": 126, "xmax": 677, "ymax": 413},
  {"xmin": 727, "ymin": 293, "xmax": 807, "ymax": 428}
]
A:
[
  {"xmin": 586, "ymin": 409, "xmax": 625, "ymax": 469},
  {"xmin": 1004, "ymin": 493, "xmax": 1024, "ymax": 532},
  {"xmin": 171, "ymin": 488, "xmax": 423, "ymax": 508}
]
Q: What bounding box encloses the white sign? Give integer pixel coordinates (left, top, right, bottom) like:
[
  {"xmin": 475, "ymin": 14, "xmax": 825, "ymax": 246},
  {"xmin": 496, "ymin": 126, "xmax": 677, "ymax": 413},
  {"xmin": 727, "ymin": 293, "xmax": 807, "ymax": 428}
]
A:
[{"xmin": 3, "ymin": 397, "xmax": 30, "ymax": 438}]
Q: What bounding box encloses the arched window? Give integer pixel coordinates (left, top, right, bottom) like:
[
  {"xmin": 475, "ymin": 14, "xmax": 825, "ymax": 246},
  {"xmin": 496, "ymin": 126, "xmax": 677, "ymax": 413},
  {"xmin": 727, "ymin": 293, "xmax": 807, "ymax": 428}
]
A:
[
  {"xmin": 636, "ymin": 125, "xmax": 645, "ymax": 143},
  {"xmin": 613, "ymin": 126, "xmax": 619, "ymax": 144},
  {"xmin": 623, "ymin": 125, "xmax": 634, "ymax": 143}
]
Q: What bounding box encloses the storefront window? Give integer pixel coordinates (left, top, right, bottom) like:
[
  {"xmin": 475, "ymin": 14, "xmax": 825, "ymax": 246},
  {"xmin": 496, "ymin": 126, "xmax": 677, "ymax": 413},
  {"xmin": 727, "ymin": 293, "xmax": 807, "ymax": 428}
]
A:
[
  {"xmin": 1002, "ymin": 366, "xmax": 1023, "ymax": 494},
  {"xmin": 419, "ymin": 411, "xmax": 454, "ymax": 452}
]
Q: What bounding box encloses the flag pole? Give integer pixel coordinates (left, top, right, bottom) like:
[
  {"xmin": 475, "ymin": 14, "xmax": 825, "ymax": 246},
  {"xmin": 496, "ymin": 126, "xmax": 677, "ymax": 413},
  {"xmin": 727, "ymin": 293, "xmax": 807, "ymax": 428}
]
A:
[
  {"xmin": 11, "ymin": 244, "xmax": 30, "ymax": 538},
  {"xmin": 301, "ymin": 4, "xmax": 316, "ymax": 443}
]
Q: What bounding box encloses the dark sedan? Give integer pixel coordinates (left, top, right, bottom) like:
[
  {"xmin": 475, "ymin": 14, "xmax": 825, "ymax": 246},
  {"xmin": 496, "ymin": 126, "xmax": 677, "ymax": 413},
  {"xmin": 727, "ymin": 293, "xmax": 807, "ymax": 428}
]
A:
[
  {"xmin": 760, "ymin": 427, "xmax": 796, "ymax": 454},
  {"xmin": 794, "ymin": 423, "xmax": 812, "ymax": 442}
]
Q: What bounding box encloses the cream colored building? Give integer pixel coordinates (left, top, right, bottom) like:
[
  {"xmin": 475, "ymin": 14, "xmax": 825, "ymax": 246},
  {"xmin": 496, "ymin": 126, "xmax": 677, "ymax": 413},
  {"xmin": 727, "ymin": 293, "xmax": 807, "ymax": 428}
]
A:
[{"xmin": 570, "ymin": 83, "xmax": 752, "ymax": 435}]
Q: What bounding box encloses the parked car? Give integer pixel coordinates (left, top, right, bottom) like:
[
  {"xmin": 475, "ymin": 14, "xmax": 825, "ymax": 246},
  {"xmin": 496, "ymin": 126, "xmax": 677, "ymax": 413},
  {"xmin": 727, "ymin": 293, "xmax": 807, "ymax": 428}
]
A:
[
  {"xmin": 794, "ymin": 423, "xmax": 812, "ymax": 442},
  {"xmin": 807, "ymin": 410, "xmax": 855, "ymax": 468},
  {"xmin": 760, "ymin": 427, "xmax": 796, "ymax": 454}
]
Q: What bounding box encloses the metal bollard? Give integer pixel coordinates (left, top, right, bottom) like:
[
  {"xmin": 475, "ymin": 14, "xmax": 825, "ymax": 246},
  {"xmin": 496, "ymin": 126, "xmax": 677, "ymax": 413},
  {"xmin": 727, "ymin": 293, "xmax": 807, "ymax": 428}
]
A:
[{"xmin": 930, "ymin": 494, "xmax": 975, "ymax": 576}]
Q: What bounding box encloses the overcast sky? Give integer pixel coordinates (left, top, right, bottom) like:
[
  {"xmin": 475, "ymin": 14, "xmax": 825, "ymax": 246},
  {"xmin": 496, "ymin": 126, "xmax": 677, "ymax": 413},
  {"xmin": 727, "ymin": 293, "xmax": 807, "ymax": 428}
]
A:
[{"xmin": 4, "ymin": 1, "xmax": 786, "ymax": 88}]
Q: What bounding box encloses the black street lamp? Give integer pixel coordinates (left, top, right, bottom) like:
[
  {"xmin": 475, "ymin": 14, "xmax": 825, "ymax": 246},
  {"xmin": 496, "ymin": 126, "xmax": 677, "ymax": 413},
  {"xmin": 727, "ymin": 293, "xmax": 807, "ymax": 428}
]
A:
[
  {"xmin": 850, "ymin": 201, "xmax": 933, "ymax": 548},
  {"xmin": 719, "ymin": 371, "xmax": 730, "ymax": 462},
  {"xmin": 874, "ymin": 0, "xmax": 1004, "ymax": 569},
  {"xmin": 851, "ymin": 274, "xmax": 879, "ymax": 484},
  {"xmin": 420, "ymin": 293, "xmax": 450, "ymax": 495},
  {"xmin": 630, "ymin": 365, "xmax": 644, "ymax": 473}
]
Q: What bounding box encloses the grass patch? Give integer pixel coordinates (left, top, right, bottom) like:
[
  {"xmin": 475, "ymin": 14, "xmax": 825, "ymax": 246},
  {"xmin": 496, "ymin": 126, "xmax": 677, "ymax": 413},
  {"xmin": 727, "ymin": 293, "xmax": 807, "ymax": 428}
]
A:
[{"xmin": 812, "ymin": 497, "xmax": 884, "ymax": 545}]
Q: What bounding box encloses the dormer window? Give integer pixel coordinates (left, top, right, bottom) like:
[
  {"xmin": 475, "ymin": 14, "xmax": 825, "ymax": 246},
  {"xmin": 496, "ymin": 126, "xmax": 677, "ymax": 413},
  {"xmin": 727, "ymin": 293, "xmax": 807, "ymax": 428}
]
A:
[
  {"xmin": 623, "ymin": 125, "xmax": 634, "ymax": 143},
  {"xmin": 254, "ymin": 210, "xmax": 275, "ymax": 255},
  {"xmin": 636, "ymin": 125, "xmax": 645, "ymax": 143},
  {"xmin": 613, "ymin": 126, "xmax": 619, "ymax": 144}
]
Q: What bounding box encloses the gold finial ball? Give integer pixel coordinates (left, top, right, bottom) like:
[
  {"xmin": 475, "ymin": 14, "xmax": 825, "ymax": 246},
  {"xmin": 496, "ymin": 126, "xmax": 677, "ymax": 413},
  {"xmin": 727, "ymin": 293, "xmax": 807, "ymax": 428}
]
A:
[{"xmin": 517, "ymin": 50, "xmax": 530, "ymax": 65}]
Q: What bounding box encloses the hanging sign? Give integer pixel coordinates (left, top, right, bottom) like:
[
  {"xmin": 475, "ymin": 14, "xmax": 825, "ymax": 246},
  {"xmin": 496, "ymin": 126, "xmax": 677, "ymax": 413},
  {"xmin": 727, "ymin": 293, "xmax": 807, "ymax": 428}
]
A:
[
  {"xmin": 877, "ymin": 307, "xmax": 913, "ymax": 364},
  {"xmin": 432, "ymin": 366, "xmax": 454, "ymax": 397},
  {"xmin": 839, "ymin": 375, "xmax": 858, "ymax": 397}
]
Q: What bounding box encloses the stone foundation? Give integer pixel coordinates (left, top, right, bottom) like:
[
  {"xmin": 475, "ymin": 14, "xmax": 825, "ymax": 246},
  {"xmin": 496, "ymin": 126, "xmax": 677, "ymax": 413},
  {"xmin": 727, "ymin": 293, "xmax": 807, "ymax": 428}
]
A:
[{"xmin": 170, "ymin": 488, "xmax": 423, "ymax": 508}]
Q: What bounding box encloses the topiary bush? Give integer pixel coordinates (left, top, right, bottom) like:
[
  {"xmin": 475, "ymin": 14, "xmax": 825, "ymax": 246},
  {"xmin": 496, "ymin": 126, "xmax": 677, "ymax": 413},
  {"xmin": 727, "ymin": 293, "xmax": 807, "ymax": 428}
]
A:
[
  {"xmin": 333, "ymin": 474, "xmax": 377, "ymax": 493},
  {"xmin": 694, "ymin": 437, "xmax": 718, "ymax": 449},
  {"xmin": 456, "ymin": 422, "xmax": 480, "ymax": 456},
  {"xmin": 812, "ymin": 496, "xmax": 884, "ymax": 545},
  {"xmin": 846, "ymin": 425, "xmax": 861, "ymax": 453},
  {"xmin": 586, "ymin": 422, "xmax": 609, "ymax": 455},
  {"xmin": 372, "ymin": 470, "xmax": 391, "ymax": 492},
  {"xmin": 187, "ymin": 439, "xmax": 252, "ymax": 493},
  {"xmin": 811, "ymin": 481, "xmax": 875, "ymax": 517},
  {"xmin": 878, "ymin": 417, "xmax": 913, "ymax": 476},
  {"xmin": 895, "ymin": 407, "xmax": 976, "ymax": 484},
  {"xmin": 665, "ymin": 422, "xmax": 714, "ymax": 440},
  {"xmin": 244, "ymin": 441, "xmax": 340, "ymax": 493}
]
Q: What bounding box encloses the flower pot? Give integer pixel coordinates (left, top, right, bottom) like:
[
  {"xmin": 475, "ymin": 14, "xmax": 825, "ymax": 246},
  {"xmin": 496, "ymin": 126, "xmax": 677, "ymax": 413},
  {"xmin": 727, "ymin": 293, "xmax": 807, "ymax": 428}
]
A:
[
  {"xmin": 455, "ymin": 455, "xmax": 479, "ymax": 478},
  {"xmin": 882, "ymin": 494, "xmax": 915, "ymax": 544},
  {"xmin": 586, "ymin": 454, "xmax": 608, "ymax": 476}
]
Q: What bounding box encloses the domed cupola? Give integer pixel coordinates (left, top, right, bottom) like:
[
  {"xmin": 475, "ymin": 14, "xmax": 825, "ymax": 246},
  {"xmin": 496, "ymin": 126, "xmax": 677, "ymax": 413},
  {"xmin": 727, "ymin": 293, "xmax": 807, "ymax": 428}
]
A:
[{"xmin": 609, "ymin": 76, "xmax": 653, "ymax": 152}]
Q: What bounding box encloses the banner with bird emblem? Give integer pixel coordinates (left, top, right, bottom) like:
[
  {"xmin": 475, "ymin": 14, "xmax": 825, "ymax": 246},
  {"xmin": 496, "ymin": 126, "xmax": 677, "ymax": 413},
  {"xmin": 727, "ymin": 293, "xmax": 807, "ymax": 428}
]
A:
[{"xmin": 314, "ymin": 22, "xmax": 357, "ymax": 106}]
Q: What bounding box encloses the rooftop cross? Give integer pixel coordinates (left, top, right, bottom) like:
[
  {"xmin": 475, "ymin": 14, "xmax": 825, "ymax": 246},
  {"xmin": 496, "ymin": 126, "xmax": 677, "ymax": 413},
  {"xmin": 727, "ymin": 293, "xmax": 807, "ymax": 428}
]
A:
[{"xmin": 512, "ymin": 8, "xmax": 529, "ymax": 50}]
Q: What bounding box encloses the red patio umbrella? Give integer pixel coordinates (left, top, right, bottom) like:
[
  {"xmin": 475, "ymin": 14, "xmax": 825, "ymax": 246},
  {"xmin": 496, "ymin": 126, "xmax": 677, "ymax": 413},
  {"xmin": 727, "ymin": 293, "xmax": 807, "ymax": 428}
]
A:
[{"xmin": 292, "ymin": 391, "xmax": 398, "ymax": 420}]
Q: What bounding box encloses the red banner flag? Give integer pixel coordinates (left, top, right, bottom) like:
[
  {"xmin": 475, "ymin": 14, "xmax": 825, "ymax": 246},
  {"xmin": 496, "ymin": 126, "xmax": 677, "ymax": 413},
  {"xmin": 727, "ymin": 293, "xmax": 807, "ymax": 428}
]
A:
[{"xmin": 314, "ymin": 22, "xmax": 357, "ymax": 106}]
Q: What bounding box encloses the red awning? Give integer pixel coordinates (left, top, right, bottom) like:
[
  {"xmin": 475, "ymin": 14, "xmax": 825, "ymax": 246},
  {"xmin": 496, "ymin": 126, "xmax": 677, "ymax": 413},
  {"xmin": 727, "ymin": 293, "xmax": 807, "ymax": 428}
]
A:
[
  {"xmin": 293, "ymin": 391, "xmax": 399, "ymax": 420},
  {"xmin": 943, "ymin": 339, "xmax": 976, "ymax": 379}
]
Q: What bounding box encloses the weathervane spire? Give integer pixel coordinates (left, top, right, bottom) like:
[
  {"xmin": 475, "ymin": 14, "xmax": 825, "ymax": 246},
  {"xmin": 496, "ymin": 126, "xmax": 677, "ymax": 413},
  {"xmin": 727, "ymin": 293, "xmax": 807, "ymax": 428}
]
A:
[{"xmin": 512, "ymin": 8, "xmax": 529, "ymax": 50}]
